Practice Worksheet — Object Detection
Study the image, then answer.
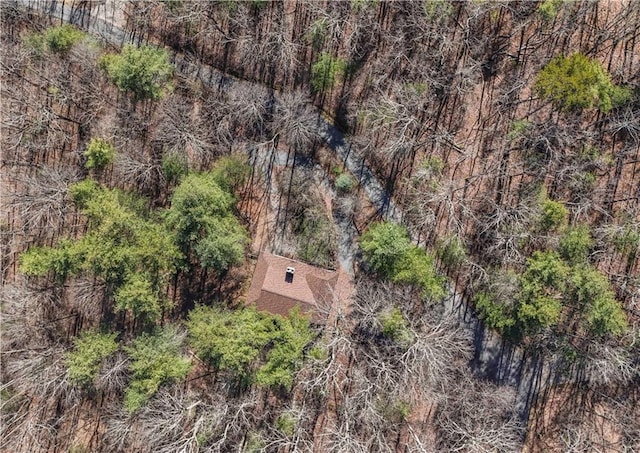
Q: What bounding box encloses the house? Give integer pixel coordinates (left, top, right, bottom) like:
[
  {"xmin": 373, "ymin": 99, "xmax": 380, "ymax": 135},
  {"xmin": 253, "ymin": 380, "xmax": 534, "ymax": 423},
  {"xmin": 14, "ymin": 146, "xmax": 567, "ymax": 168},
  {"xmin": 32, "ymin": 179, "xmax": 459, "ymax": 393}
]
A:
[{"xmin": 246, "ymin": 252, "xmax": 338, "ymax": 324}]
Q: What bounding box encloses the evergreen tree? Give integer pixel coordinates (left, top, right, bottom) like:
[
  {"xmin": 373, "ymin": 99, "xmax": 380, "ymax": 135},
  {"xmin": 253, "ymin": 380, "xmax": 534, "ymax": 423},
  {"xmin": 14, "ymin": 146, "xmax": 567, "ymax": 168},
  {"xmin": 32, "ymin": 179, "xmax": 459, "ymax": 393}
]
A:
[
  {"xmin": 559, "ymin": 225, "xmax": 593, "ymax": 264},
  {"xmin": 124, "ymin": 327, "xmax": 191, "ymax": 412},
  {"xmin": 360, "ymin": 222, "xmax": 444, "ymax": 299},
  {"xmin": 256, "ymin": 309, "xmax": 315, "ymax": 389},
  {"xmin": 360, "ymin": 222, "xmax": 412, "ymax": 278},
  {"xmin": 100, "ymin": 44, "xmax": 173, "ymax": 101},
  {"xmin": 166, "ymin": 172, "xmax": 248, "ymax": 272},
  {"xmin": 84, "ymin": 138, "xmax": 116, "ymax": 171},
  {"xmin": 186, "ymin": 306, "xmax": 272, "ymax": 380},
  {"xmin": 535, "ymin": 53, "xmax": 630, "ymax": 113},
  {"xmin": 187, "ymin": 306, "xmax": 314, "ymax": 389},
  {"xmin": 516, "ymin": 251, "xmax": 568, "ymax": 331},
  {"xmin": 311, "ymin": 53, "xmax": 346, "ymax": 93},
  {"xmin": 569, "ymin": 266, "xmax": 627, "ymax": 336},
  {"xmin": 66, "ymin": 331, "xmax": 118, "ymax": 387}
]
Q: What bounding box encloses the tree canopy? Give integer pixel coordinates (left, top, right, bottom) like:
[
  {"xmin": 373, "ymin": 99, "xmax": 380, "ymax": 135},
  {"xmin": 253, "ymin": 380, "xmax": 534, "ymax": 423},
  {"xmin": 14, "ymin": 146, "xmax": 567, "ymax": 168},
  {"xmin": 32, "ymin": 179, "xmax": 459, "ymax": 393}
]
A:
[
  {"xmin": 84, "ymin": 138, "xmax": 116, "ymax": 171},
  {"xmin": 360, "ymin": 222, "xmax": 444, "ymax": 300},
  {"xmin": 559, "ymin": 225, "xmax": 593, "ymax": 264},
  {"xmin": 66, "ymin": 330, "xmax": 118, "ymax": 387},
  {"xmin": 20, "ymin": 181, "xmax": 181, "ymax": 323},
  {"xmin": 100, "ymin": 44, "xmax": 174, "ymax": 101},
  {"xmin": 477, "ymin": 249, "xmax": 627, "ymax": 339},
  {"xmin": 124, "ymin": 327, "xmax": 191, "ymax": 413},
  {"xmin": 569, "ymin": 266, "xmax": 627, "ymax": 336},
  {"xmin": 187, "ymin": 306, "xmax": 315, "ymax": 389},
  {"xmin": 166, "ymin": 172, "xmax": 248, "ymax": 272},
  {"xmin": 360, "ymin": 222, "xmax": 412, "ymax": 278},
  {"xmin": 378, "ymin": 307, "xmax": 414, "ymax": 347},
  {"xmin": 311, "ymin": 53, "xmax": 346, "ymax": 93},
  {"xmin": 516, "ymin": 251, "xmax": 568, "ymax": 331},
  {"xmin": 25, "ymin": 24, "xmax": 85, "ymax": 56},
  {"xmin": 255, "ymin": 310, "xmax": 315, "ymax": 389},
  {"xmin": 539, "ymin": 198, "xmax": 568, "ymax": 232},
  {"xmin": 535, "ymin": 53, "xmax": 631, "ymax": 113}
]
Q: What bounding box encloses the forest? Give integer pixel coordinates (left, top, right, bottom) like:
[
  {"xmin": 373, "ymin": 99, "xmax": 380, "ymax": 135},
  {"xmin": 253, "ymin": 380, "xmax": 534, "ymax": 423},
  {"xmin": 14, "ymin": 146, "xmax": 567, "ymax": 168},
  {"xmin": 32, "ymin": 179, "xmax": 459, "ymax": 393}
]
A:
[{"xmin": 1, "ymin": 0, "xmax": 639, "ymax": 452}]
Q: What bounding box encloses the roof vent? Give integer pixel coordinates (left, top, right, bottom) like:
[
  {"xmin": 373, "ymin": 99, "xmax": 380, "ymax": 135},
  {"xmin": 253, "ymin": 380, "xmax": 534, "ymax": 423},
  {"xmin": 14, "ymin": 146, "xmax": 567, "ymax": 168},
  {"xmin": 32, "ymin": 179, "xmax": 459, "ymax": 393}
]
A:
[{"xmin": 285, "ymin": 267, "xmax": 295, "ymax": 283}]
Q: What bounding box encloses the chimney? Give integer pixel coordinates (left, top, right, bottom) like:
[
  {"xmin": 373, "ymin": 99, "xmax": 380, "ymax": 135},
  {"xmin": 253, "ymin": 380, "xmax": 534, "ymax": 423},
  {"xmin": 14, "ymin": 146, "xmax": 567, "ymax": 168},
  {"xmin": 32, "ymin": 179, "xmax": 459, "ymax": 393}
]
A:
[{"xmin": 285, "ymin": 267, "xmax": 295, "ymax": 283}]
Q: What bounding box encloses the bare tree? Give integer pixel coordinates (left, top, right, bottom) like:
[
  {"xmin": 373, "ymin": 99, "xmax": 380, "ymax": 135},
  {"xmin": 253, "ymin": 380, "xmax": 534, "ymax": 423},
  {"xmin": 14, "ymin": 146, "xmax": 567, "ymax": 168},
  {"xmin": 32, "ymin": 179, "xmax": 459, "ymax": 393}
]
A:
[
  {"xmin": 581, "ymin": 336, "xmax": 640, "ymax": 386},
  {"xmin": 154, "ymin": 97, "xmax": 216, "ymax": 166},
  {"xmin": 273, "ymin": 90, "xmax": 320, "ymax": 154},
  {"xmin": 435, "ymin": 374, "xmax": 524, "ymax": 452},
  {"xmin": 10, "ymin": 165, "xmax": 79, "ymax": 235},
  {"xmin": 95, "ymin": 350, "xmax": 129, "ymax": 396},
  {"xmin": 1, "ymin": 344, "xmax": 81, "ymax": 452},
  {"xmin": 226, "ymin": 84, "xmax": 269, "ymax": 141},
  {"xmin": 0, "ymin": 282, "xmax": 62, "ymax": 351},
  {"xmin": 113, "ymin": 148, "xmax": 163, "ymax": 194}
]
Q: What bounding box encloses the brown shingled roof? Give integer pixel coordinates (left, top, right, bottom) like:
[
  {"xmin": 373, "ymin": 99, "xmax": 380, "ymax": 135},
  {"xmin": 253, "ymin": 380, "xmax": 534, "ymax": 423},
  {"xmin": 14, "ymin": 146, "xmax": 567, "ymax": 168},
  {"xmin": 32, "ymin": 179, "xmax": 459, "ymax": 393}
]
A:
[{"xmin": 246, "ymin": 252, "xmax": 337, "ymax": 324}]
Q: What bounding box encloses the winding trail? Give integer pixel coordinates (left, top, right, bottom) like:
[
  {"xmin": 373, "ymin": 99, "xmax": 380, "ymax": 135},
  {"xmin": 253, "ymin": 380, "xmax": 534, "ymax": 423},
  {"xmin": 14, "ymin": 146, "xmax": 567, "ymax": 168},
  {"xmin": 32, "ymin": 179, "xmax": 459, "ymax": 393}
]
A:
[{"xmin": 14, "ymin": 0, "xmax": 553, "ymax": 425}]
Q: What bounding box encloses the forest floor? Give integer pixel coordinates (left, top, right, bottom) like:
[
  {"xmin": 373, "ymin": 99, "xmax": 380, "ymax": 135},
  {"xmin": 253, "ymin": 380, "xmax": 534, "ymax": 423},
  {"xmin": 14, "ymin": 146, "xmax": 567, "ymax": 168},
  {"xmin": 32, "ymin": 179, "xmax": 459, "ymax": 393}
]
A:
[{"xmin": 13, "ymin": 0, "xmax": 575, "ymax": 437}]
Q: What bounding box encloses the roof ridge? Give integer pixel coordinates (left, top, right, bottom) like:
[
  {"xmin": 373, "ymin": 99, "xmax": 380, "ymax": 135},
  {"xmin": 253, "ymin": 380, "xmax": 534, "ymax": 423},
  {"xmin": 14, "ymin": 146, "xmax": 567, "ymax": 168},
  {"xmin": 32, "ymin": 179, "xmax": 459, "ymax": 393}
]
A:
[{"xmin": 263, "ymin": 251, "xmax": 337, "ymax": 272}]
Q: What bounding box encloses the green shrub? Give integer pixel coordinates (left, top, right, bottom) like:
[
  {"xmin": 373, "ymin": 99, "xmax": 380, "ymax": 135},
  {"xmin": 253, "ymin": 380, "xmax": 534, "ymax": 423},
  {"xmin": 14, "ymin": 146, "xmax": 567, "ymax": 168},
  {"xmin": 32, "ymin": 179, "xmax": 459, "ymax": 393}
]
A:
[
  {"xmin": 187, "ymin": 306, "xmax": 272, "ymax": 378},
  {"xmin": 69, "ymin": 179, "xmax": 101, "ymax": 208},
  {"xmin": 516, "ymin": 251, "xmax": 568, "ymax": 331},
  {"xmin": 44, "ymin": 24, "xmax": 85, "ymax": 53},
  {"xmin": 424, "ymin": 0, "xmax": 454, "ymax": 19},
  {"xmin": 535, "ymin": 53, "xmax": 630, "ymax": 113},
  {"xmin": 20, "ymin": 239, "xmax": 83, "ymax": 281},
  {"xmin": 24, "ymin": 25, "xmax": 84, "ymax": 56},
  {"xmin": 559, "ymin": 225, "xmax": 593, "ymax": 264},
  {"xmin": 100, "ymin": 44, "xmax": 173, "ymax": 101},
  {"xmin": 66, "ymin": 331, "xmax": 118, "ymax": 387},
  {"xmin": 311, "ymin": 53, "xmax": 347, "ymax": 93},
  {"xmin": 522, "ymin": 250, "xmax": 569, "ymax": 291},
  {"xmin": 166, "ymin": 171, "xmax": 247, "ymax": 272},
  {"xmin": 305, "ymin": 18, "xmax": 327, "ymax": 51},
  {"xmin": 507, "ymin": 119, "xmax": 531, "ymax": 141},
  {"xmin": 276, "ymin": 413, "xmax": 297, "ymax": 437},
  {"xmin": 437, "ymin": 235, "xmax": 466, "ymax": 268},
  {"xmin": 420, "ymin": 156, "xmax": 445, "ymax": 176},
  {"xmin": 335, "ymin": 173, "xmax": 355, "ymax": 194},
  {"xmin": 379, "ymin": 307, "xmax": 414, "ymax": 347},
  {"xmin": 393, "ymin": 246, "xmax": 445, "ymax": 300},
  {"xmin": 187, "ymin": 306, "xmax": 314, "ymax": 389},
  {"xmin": 360, "ymin": 222, "xmax": 412, "ymax": 278},
  {"xmin": 23, "ymin": 32, "xmax": 46, "ymax": 58},
  {"xmin": 114, "ymin": 274, "xmax": 164, "ymax": 324},
  {"xmin": 360, "ymin": 221, "xmax": 444, "ymax": 300},
  {"xmin": 22, "ymin": 180, "xmax": 180, "ymax": 290},
  {"xmin": 539, "ymin": 198, "xmax": 567, "ymax": 232},
  {"xmin": 585, "ymin": 290, "xmax": 627, "ymax": 337},
  {"xmin": 537, "ymin": 0, "xmax": 563, "ymax": 20},
  {"xmin": 161, "ymin": 151, "xmax": 188, "ymax": 184},
  {"xmin": 516, "ymin": 293, "xmax": 562, "ymax": 331},
  {"xmin": 243, "ymin": 433, "xmax": 265, "ymax": 453},
  {"xmin": 211, "ymin": 154, "xmax": 251, "ymax": 193},
  {"xmin": 124, "ymin": 327, "xmax": 191, "ymax": 412},
  {"xmin": 569, "ymin": 266, "xmax": 627, "ymax": 336},
  {"xmin": 475, "ymin": 292, "xmax": 515, "ymax": 333},
  {"xmin": 256, "ymin": 310, "xmax": 315, "ymax": 389},
  {"xmin": 308, "ymin": 345, "xmax": 327, "ymax": 361},
  {"xmin": 608, "ymin": 224, "xmax": 640, "ymax": 256},
  {"xmin": 377, "ymin": 397, "xmax": 411, "ymax": 424},
  {"xmin": 84, "ymin": 138, "xmax": 116, "ymax": 170}
]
